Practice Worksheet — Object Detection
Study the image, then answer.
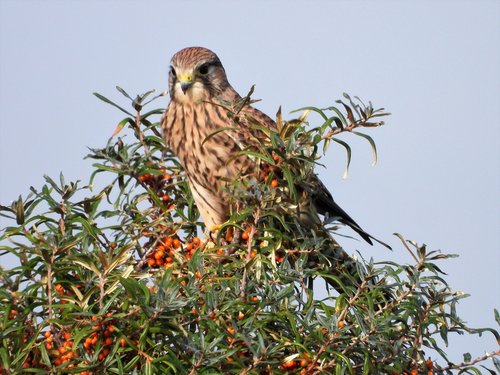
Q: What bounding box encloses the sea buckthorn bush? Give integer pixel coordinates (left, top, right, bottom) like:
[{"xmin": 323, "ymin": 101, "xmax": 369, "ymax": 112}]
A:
[{"xmin": 0, "ymin": 88, "xmax": 498, "ymax": 374}]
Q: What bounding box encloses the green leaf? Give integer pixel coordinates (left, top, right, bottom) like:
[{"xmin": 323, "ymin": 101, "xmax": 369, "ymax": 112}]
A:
[
  {"xmin": 201, "ymin": 126, "xmax": 239, "ymax": 147},
  {"xmin": 116, "ymin": 86, "xmax": 133, "ymax": 100},
  {"xmin": 93, "ymin": 92, "xmax": 134, "ymax": 116},
  {"xmin": 291, "ymin": 106, "xmax": 328, "ymax": 121},
  {"xmin": 352, "ymin": 131, "xmax": 377, "ymax": 166},
  {"xmin": 112, "ymin": 118, "xmax": 133, "ymax": 137},
  {"xmin": 332, "ymin": 138, "xmax": 352, "ymax": 179},
  {"xmin": 237, "ymin": 149, "xmax": 275, "ymax": 165}
]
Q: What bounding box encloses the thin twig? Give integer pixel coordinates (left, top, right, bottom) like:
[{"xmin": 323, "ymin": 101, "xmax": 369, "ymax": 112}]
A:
[{"xmin": 439, "ymin": 349, "xmax": 500, "ymax": 371}]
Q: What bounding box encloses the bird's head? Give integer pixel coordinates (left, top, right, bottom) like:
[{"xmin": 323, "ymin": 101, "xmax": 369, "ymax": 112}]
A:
[{"xmin": 168, "ymin": 47, "xmax": 229, "ymax": 104}]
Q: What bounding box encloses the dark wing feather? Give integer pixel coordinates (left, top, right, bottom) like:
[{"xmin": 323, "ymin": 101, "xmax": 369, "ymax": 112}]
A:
[{"xmin": 308, "ymin": 176, "xmax": 391, "ymax": 249}]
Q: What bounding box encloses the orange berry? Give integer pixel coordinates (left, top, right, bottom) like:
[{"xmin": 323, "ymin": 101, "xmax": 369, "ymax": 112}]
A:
[
  {"xmin": 192, "ymin": 307, "xmax": 198, "ymax": 315},
  {"xmin": 109, "ymin": 242, "xmax": 117, "ymax": 250},
  {"xmin": 163, "ymin": 237, "xmax": 173, "ymax": 248},
  {"xmin": 192, "ymin": 237, "xmax": 201, "ymax": 246},
  {"xmin": 238, "ymin": 311, "xmax": 245, "ymax": 320},
  {"xmin": 63, "ymin": 331, "xmax": 71, "ymax": 340},
  {"xmin": 105, "ymin": 337, "xmax": 113, "ymax": 346},
  {"xmin": 283, "ymin": 359, "xmax": 296, "ymax": 369},
  {"xmin": 250, "ymin": 249, "xmax": 257, "ymax": 258},
  {"xmin": 195, "ymin": 270, "xmax": 201, "ymax": 279},
  {"xmin": 337, "ymin": 320, "xmax": 345, "ymax": 328},
  {"xmin": 270, "ymin": 179, "xmax": 279, "ymax": 188},
  {"xmin": 161, "ymin": 194, "xmax": 170, "ymax": 202},
  {"xmin": 107, "ymin": 325, "xmax": 115, "ymax": 333},
  {"xmin": 44, "ymin": 330, "xmax": 52, "ymax": 338},
  {"xmin": 199, "ymin": 300, "xmax": 205, "ymax": 306},
  {"xmin": 410, "ymin": 370, "xmax": 418, "ymax": 375},
  {"xmin": 147, "ymin": 258, "xmax": 156, "ymax": 267},
  {"xmin": 163, "ymin": 173, "xmax": 172, "ymax": 181},
  {"xmin": 185, "ymin": 243, "xmax": 193, "ymax": 252},
  {"xmin": 172, "ymin": 239, "xmax": 181, "ymax": 249},
  {"xmin": 241, "ymin": 231, "xmax": 250, "ymax": 241},
  {"xmin": 120, "ymin": 338, "xmax": 127, "ymax": 347},
  {"xmin": 426, "ymin": 358, "xmax": 433, "ymax": 369},
  {"xmin": 46, "ymin": 336, "xmax": 53, "ymax": 343},
  {"xmin": 45, "ymin": 342, "xmax": 53, "ymax": 350},
  {"xmin": 226, "ymin": 356, "xmax": 234, "ymax": 362},
  {"xmin": 216, "ymin": 248, "xmax": 224, "ymax": 255},
  {"xmin": 154, "ymin": 250, "xmax": 164, "ymax": 260},
  {"xmin": 227, "ymin": 327, "xmax": 235, "ymax": 335},
  {"xmin": 165, "ymin": 256, "xmax": 173, "ymax": 264}
]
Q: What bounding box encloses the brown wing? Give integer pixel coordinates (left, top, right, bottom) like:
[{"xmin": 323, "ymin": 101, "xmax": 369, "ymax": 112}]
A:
[{"xmin": 237, "ymin": 102, "xmax": 391, "ymax": 250}]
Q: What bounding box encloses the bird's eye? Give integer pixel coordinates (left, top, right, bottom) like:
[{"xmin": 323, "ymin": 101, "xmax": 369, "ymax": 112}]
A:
[
  {"xmin": 198, "ymin": 63, "xmax": 210, "ymax": 75},
  {"xmin": 170, "ymin": 66, "xmax": 177, "ymax": 78}
]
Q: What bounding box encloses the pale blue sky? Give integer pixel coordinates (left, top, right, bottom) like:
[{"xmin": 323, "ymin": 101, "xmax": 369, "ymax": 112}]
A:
[{"xmin": 1, "ymin": 0, "xmax": 499, "ymax": 366}]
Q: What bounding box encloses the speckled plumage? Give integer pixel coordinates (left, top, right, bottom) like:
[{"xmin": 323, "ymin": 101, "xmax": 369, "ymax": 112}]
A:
[{"xmin": 161, "ymin": 47, "xmax": 390, "ymax": 249}]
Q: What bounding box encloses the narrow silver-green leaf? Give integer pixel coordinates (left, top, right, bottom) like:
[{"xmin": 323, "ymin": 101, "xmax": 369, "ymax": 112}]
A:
[{"xmin": 352, "ymin": 131, "xmax": 377, "ymax": 166}]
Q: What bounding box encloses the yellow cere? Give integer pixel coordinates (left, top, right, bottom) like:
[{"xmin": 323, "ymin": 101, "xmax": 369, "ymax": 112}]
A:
[{"xmin": 178, "ymin": 72, "xmax": 193, "ymax": 82}]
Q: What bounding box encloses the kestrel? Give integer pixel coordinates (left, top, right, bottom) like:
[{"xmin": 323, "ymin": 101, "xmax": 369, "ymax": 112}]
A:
[{"xmin": 162, "ymin": 47, "xmax": 390, "ymax": 250}]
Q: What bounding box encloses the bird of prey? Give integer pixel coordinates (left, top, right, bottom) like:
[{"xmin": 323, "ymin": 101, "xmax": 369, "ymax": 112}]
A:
[{"xmin": 162, "ymin": 47, "xmax": 390, "ymax": 250}]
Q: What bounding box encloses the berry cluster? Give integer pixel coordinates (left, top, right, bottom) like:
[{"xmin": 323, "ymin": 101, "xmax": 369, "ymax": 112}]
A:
[
  {"xmin": 138, "ymin": 170, "xmax": 176, "ymax": 211},
  {"xmin": 147, "ymin": 236, "xmax": 203, "ymax": 268},
  {"xmin": 43, "ymin": 330, "xmax": 77, "ymax": 369},
  {"xmin": 82, "ymin": 314, "xmax": 117, "ymax": 362},
  {"xmin": 391, "ymin": 360, "xmax": 435, "ymax": 375},
  {"xmin": 258, "ymin": 153, "xmax": 282, "ymax": 188},
  {"xmin": 278, "ymin": 353, "xmax": 312, "ymax": 374}
]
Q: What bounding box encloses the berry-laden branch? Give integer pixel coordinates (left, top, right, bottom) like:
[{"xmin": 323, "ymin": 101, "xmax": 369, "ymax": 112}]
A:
[{"xmin": 0, "ymin": 90, "xmax": 498, "ymax": 374}]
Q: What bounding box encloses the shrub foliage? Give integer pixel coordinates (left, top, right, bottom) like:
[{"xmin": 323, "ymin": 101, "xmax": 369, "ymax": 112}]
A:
[{"xmin": 0, "ymin": 88, "xmax": 498, "ymax": 374}]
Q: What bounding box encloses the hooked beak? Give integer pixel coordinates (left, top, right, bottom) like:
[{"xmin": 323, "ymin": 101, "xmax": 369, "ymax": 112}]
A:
[
  {"xmin": 178, "ymin": 72, "xmax": 194, "ymax": 95},
  {"xmin": 180, "ymin": 81, "xmax": 192, "ymax": 94}
]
